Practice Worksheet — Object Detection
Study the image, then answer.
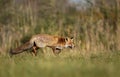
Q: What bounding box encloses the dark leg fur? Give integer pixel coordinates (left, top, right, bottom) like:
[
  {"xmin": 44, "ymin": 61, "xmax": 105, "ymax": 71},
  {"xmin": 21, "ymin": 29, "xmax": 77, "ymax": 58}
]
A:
[{"xmin": 32, "ymin": 46, "xmax": 39, "ymax": 56}]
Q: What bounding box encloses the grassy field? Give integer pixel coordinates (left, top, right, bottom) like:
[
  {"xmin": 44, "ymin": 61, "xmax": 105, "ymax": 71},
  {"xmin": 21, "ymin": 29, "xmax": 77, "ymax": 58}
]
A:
[
  {"xmin": 0, "ymin": 50, "xmax": 120, "ymax": 77},
  {"xmin": 0, "ymin": 0, "xmax": 120, "ymax": 77}
]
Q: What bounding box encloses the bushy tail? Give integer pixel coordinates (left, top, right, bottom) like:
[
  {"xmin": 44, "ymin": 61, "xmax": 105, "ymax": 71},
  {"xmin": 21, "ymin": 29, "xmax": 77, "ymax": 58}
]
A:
[{"xmin": 10, "ymin": 41, "xmax": 33, "ymax": 55}]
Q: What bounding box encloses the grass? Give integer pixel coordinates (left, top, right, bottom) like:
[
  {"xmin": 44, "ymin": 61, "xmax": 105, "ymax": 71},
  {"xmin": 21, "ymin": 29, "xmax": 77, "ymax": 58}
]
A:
[
  {"xmin": 0, "ymin": 50, "xmax": 120, "ymax": 77},
  {"xmin": 0, "ymin": 0, "xmax": 120, "ymax": 77}
]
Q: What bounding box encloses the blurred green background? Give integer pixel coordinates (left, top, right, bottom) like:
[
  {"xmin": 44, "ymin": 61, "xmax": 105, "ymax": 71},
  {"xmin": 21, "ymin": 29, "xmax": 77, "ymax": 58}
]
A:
[{"xmin": 0, "ymin": 0, "xmax": 120, "ymax": 77}]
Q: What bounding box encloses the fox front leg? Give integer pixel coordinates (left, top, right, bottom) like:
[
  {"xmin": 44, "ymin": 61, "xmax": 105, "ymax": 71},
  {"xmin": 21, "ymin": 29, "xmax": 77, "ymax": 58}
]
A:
[{"xmin": 52, "ymin": 48, "xmax": 61, "ymax": 55}]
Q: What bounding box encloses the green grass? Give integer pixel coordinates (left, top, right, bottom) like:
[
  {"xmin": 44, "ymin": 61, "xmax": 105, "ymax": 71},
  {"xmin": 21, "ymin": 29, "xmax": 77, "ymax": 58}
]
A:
[
  {"xmin": 0, "ymin": 50, "xmax": 120, "ymax": 77},
  {"xmin": 0, "ymin": 0, "xmax": 120, "ymax": 77}
]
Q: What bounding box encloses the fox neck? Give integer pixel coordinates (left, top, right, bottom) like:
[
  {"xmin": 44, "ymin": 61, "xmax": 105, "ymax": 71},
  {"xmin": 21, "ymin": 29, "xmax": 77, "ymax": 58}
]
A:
[{"xmin": 57, "ymin": 37, "xmax": 66, "ymax": 44}]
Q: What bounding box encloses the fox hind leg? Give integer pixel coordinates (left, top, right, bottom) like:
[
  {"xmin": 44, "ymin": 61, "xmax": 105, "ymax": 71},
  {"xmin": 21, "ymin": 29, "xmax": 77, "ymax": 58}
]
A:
[
  {"xmin": 31, "ymin": 42, "xmax": 39, "ymax": 56},
  {"xmin": 32, "ymin": 46, "xmax": 38, "ymax": 56}
]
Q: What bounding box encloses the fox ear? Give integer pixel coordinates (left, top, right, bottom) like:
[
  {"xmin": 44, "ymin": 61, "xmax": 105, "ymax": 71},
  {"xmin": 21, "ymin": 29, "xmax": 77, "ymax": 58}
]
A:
[
  {"xmin": 71, "ymin": 37, "xmax": 73, "ymax": 39},
  {"xmin": 65, "ymin": 37, "xmax": 68, "ymax": 41},
  {"xmin": 70, "ymin": 37, "xmax": 74, "ymax": 41}
]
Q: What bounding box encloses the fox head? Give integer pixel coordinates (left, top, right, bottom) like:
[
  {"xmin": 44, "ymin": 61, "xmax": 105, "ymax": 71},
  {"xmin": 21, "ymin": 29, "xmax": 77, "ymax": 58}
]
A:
[{"xmin": 65, "ymin": 37, "xmax": 75, "ymax": 49}]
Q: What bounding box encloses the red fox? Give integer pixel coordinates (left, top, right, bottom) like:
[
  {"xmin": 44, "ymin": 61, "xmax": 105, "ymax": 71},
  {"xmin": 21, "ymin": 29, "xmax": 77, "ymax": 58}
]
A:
[{"xmin": 10, "ymin": 34, "xmax": 75, "ymax": 56}]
